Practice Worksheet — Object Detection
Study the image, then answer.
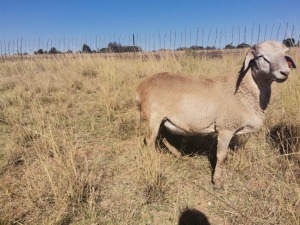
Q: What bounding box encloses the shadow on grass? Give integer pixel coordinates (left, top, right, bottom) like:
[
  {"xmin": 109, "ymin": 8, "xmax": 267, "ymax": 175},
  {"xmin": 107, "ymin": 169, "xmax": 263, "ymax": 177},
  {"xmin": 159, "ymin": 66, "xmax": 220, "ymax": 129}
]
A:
[
  {"xmin": 158, "ymin": 126, "xmax": 250, "ymax": 175},
  {"xmin": 268, "ymin": 123, "xmax": 300, "ymax": 155},
  {"xmin": 178, "ymin": 208, "xmax": 211, "ymax": 225}
]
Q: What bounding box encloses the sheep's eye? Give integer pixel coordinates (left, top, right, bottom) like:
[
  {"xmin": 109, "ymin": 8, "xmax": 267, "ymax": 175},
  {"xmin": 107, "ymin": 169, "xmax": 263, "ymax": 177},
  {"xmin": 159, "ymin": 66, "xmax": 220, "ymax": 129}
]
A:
[
  {"xmin": 256, "ymin": 55, "xmax": 270, "ymax": 63},
  {"xmin": 262, "ymin": 56, "xmax": 270, "ymax": 63}
]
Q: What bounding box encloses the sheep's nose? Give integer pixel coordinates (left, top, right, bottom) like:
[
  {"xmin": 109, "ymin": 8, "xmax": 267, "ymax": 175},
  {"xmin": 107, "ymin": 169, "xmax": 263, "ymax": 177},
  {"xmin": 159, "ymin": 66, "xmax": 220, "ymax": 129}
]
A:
[{"xmin": 280, "ymin": 70, "xmax": 290, "ymax": 77}]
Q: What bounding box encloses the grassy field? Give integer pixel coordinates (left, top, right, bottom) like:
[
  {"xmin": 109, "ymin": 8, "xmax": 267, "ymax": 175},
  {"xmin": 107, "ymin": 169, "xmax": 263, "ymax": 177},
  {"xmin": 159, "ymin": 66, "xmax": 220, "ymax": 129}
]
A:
[{"xmin": 0, "ymin": 49, "xmax": 299, "ymax": 225}]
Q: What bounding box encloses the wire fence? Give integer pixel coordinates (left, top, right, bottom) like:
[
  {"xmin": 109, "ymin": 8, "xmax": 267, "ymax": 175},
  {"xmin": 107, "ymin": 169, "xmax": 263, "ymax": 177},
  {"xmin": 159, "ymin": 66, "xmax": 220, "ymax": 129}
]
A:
[{"xmin": 1, "ymin": 23, "xmax": 299, "ymax": 57}]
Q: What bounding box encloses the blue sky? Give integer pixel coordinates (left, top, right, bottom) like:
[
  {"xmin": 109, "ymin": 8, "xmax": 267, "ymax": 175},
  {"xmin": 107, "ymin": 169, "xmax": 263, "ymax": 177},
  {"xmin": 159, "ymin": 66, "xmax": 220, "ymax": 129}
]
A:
[{"xmin": 1, "ymin": 0, "xmax": 300, "ymax": 52}]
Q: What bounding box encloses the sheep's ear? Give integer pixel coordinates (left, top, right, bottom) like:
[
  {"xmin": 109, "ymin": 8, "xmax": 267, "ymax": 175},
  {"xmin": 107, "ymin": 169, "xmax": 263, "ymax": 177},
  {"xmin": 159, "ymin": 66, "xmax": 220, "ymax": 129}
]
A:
[
  {"xmin": 242, "ymin": 49, "xmax": 255, "ymax": 72},
  {"xmin": 235, "ymin": 49, "xmax": 255, "ymax": 94},
  {"xmin": 285, "ymin": 55, "xmax": 296, "ymax": 68}
]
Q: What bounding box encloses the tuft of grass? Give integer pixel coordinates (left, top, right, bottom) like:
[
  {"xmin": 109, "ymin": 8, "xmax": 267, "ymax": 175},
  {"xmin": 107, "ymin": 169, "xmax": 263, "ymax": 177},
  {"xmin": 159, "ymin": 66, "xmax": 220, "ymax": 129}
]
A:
[
  {"xmin": 81, "ymin": 68, "xmax": 98, "ymax": 78},
  {"xmin": 136, "ymin": 145, "xmax": 167, "ymax": 204},
  {"xmin": 116, "ymin": 116, "xmax": 137, "ymax": 140}
]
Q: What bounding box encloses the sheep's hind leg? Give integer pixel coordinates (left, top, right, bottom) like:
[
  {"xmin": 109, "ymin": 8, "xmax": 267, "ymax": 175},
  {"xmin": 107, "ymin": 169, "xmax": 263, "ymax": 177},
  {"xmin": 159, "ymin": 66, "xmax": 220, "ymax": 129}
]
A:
[
  {"xmin": 146, "ymin": 117, "xmax": 163, "ymax": 149},
  {"xmin": 213, "ymin": 130, "xmax": 233, "ymax": 189}
]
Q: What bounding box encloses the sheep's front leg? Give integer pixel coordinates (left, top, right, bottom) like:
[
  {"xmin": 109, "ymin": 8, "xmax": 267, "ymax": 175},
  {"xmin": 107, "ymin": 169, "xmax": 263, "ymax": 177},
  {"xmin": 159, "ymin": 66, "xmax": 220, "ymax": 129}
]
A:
[
  {"xmin": 162, "ymin": 138, "xmax": 182, "ymax": 157},
  {"xmin": 213, "ymin": 131, "xmax": 233, "ymax": 189}
]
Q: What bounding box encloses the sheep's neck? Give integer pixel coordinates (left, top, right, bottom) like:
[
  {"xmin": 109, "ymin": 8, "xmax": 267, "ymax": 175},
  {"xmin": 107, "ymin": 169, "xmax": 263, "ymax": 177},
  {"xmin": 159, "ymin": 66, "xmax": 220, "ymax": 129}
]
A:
[
  {"xmin": 251, "ymin": 69, "xmax": 272, "ymax": 111},
  {"xmin": 236, "ymin": 69, "xmax": 271, "ymax": 113}
]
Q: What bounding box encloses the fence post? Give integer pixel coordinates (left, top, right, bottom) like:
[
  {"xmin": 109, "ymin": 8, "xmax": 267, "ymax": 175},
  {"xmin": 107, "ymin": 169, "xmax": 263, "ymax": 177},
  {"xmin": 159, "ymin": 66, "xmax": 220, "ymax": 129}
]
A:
[
  {"xmin": 33, "ymin": 38, "xmax": 35, "ymax": 54},
  {"xmin": 20, "ymin": 37, "xmax": 23, "ymax": 55},
  {"xmin": 153, "ymin": 32, "xmax": 156, "ymax": 50},
  {"xmin": 219, "ymin": 30, "xmax": 222, "ymax": 49},
  {"xmin": 263, "ymin": 25, "xmax": 267, "ymax": 41},
  {"xmin": 231, "ymin": 26, "xmax": 234, "ymax": 46},
  {"xmin": 163, "ymin": 32, "xmax": 166, "ymax": 50},
  {"xmin": 251, "ymin": 23, "xmax": 254, "ymax": 45},
  {"xmin": 238, "ymin": 26, "xmax": 240, "ymax": 45},
  {"xmin": 169, "ymin": 31, "xmax": 172, "ymax": 50},
  {"xmin": 189, "ymin": 28, "xmax": 192, "ymax": 47},
  {"xmin": 214, "ymin": 28, "xmax": 218, "ymax": 47},
  {"xmin": 276, "ymin": 24, "xmax": 281, "ymax": 41},
  {"xmin": 244, "ymin": 26, "xmax": 246, "ymax": 43},
  {"xmin": 270, "ymin": 24, "xmax": 274, "ymax": 40},
  {"xmin": 196, "ymin": 27, "xmax": 199, "ymax": 47},
  {"xmin": 13, "ymin": 40, "xmax": 15, "ymax": 55},
  {"xmin": 180, "ymin": 31, "xmax": 183, "ymax": 49},
  {"xmin": 207, "ymin": 28, "xmax": 212, "ymax": 47},
  {"xmin": 202, "ymin": 28, "xmax": 204, "ymax": 47},
  {"xmin": 8, "ymin": 40, "xmax": 11, "ymax": 55},
  {"xmin": 257, "ymin": 24, "xmax": 261, "ymax": 43},
  {"xmin": 174, "ymin": 30, "xmax": 176, "ymax": 51},
  {"xmin": 149, "ymin": 32, "xmax": 151, "ymax": 52},
  {"xmin": 184, "ymin": 29, "xmax": 187, "ymax": 47},
  {"xmin": 158, "ymin": 30, "xmax": 161, "ymax": 50},
  {"xmin": 284, "ymin": 23, "xmax": 288, "ymax": 40},
  {"xmin": 133, "ymin": 33, "xmax": 136, "ymax": 48}
]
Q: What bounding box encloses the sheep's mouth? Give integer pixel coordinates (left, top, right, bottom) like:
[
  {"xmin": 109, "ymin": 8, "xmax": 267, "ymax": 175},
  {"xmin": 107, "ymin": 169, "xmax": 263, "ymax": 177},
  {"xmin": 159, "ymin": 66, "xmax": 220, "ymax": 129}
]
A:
[
  {"xmin": 274, "ymin": 72, "xmax": 289, "ymax": 83},
  {"xmin": 275, "ymin": 77, "xmax": 288, "ymax": 83}
]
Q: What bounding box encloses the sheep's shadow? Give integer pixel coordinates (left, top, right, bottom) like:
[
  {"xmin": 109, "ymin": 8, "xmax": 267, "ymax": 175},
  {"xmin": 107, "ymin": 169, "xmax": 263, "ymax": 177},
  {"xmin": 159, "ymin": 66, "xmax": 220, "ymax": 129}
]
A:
[
  {"xmin": 158, "ymin": 126, "xmax": 249, "ymax": 174},
  {"xmin": 178, "ymin": 208, "xmax": 211, "ymax": 225},
  {"xmin": 267, "ymin": 123, "xmax": 300, "ymax": 155}
]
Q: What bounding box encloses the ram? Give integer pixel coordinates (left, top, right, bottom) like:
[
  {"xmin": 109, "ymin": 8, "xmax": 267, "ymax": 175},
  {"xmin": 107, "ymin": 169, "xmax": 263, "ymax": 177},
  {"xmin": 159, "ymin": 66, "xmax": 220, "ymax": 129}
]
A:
[{"xmin": 136, "ymin": 41, "xmax": 296, "ymax": 189}]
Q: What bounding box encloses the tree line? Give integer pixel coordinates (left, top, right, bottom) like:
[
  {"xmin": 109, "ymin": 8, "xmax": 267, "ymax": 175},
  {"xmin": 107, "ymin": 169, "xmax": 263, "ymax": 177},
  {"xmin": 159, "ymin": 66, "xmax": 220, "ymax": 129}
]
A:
[
  {"xmin": 34, "ymin": 37, "xmax": 298, "ymax": 55},
  {"xmin": 33, "ymin": 42, "xmax": 142, "ymax": 55}
]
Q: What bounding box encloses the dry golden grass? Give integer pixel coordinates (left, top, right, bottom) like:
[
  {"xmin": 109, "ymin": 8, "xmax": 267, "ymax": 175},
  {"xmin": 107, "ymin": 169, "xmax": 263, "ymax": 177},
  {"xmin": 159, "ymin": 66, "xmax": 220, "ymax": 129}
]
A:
[{"xmin": 0, "ymin": 50, "xmax": 299, "ymax": 225}]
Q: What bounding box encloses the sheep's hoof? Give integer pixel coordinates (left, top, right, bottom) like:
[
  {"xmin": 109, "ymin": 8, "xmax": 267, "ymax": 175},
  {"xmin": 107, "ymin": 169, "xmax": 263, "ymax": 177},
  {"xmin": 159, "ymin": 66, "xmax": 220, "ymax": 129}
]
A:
[{"xmin": 212, "ymin": 179, "xmax": 224, "ymax": 190}]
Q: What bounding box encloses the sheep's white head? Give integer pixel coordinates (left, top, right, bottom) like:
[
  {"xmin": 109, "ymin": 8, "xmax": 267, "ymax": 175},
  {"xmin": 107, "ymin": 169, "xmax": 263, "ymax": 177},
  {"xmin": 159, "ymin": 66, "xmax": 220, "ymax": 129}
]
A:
[{"xmin": 243, "ymin": 41, "xmax": 296, "ymax": 83}]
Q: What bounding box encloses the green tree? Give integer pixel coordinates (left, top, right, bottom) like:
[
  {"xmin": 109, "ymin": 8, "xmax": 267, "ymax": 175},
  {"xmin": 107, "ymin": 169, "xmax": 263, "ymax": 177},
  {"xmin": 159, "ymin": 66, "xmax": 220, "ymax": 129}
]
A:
[
  {"xmin": 82, "ymin": 44, "xmax": 92, "ymax": 53},
  {"xmin": 34, "ymin": 49, "xmax": 44, "ymax": 54},
  {"xmin": 49, "ymin": 47, "xmax": 59, "ymax": 54},
  {"xmin": 283, "ymin": 38, "xmax": 295, "ymax": 47},
  {"xmin": 236, "ymin": 43, "xmax": 251, "ymax": 49},
  {"xmin": 224, "ymin": 44, "xmax": 235, "ymax": 49}
]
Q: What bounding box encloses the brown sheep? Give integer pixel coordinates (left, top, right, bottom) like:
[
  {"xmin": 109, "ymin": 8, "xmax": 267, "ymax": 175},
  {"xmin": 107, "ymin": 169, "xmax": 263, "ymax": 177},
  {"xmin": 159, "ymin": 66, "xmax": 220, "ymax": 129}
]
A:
[{"xmin": 136, "ymin": 41, "xmax": 296, "ymax": 189}]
